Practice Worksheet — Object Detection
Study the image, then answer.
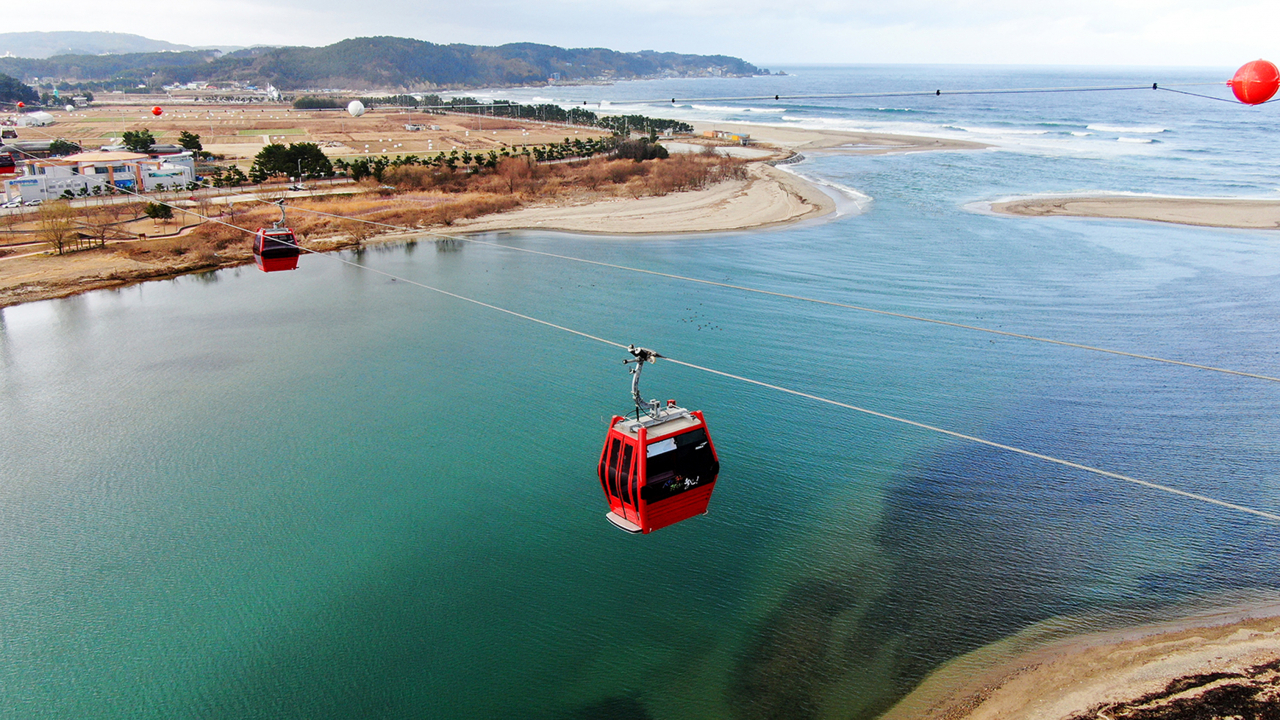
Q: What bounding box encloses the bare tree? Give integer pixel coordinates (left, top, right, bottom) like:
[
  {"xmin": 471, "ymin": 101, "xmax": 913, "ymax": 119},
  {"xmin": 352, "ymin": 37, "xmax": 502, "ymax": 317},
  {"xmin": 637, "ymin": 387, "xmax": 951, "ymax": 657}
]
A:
[
  {"xmin": 341, "ymin": 218, "xmax": 373, "ymax": 248},
  {"xmin": 78, "ymin": 208, "xmax": 129, "ymax": 249},
  {"xmin": 0, "ymin": 207, "xmax": 24, "ymax": 244},
  {"xmin": 37, "ymin": 201, "xmax": 78, "ymax": 255}
]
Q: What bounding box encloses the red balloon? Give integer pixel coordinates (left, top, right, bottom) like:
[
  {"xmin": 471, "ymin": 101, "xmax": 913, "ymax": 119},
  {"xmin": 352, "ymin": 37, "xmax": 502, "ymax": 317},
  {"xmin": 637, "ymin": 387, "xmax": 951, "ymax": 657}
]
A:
[
  {"xmin": 152, "ymin": 106, "xmax": 163, "ymax": 116},
  {"xmin": 16, "ymin": 102, "xmax": 23, "ymax": 108},
  {"xmin": 1229, "ymin": 60, "xmax": 1279, "ymax": 105}
]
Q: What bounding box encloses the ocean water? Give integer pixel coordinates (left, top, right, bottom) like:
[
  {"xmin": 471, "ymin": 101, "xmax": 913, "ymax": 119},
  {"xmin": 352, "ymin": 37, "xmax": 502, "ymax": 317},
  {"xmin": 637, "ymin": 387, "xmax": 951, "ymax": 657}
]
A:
[{"xmin": 2, "ymin": 66, "xmax": 1280, "ymax": 719}]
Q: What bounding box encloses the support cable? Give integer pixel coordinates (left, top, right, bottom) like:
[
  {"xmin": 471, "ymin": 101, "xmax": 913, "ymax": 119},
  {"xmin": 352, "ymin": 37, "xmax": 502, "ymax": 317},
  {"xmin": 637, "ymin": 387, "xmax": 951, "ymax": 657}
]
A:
[{"xmin": 12, "ymin": 171, "xmax": 1278, "ymax": 524}]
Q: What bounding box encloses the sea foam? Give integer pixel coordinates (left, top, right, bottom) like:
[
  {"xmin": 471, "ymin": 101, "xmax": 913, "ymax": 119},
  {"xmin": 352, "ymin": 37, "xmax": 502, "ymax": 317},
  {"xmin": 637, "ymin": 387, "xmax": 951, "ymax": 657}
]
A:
[
  {"xmin": 690, "ymin": 104, "xmax": 785, "ymax": 114},
  {"xmin": 1087, "ymin": 124, "xmax": 1166, "ymax": 133}
]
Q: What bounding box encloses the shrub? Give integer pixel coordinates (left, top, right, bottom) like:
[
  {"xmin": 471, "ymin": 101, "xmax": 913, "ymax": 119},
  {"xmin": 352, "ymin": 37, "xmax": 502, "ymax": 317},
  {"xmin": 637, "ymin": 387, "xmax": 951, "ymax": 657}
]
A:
[{"xmin": 614, "ymin": 139, "xmax": 669, "ymax": 162}]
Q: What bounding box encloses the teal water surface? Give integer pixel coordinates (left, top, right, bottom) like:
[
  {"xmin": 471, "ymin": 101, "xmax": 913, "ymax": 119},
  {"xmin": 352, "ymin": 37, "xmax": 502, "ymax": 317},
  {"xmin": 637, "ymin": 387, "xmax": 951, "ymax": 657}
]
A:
[{"xmin": 3, "ymin": 67, "xmax": 1280, "ymax": 719}]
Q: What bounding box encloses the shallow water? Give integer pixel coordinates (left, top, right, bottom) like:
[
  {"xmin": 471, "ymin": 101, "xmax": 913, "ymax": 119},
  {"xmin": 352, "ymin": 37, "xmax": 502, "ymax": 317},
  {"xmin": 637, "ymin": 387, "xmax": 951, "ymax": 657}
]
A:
[{"xmin": 3, "ymin": 67, "xmax": 1280, "ymax": 719}]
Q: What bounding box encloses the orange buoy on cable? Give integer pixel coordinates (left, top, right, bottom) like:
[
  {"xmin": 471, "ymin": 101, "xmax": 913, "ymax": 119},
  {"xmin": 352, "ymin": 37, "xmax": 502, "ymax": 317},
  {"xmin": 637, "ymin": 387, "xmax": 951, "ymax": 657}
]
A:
[
  {"xmin": 151, "ymin": 106, "xmax": 163, "ymax": 116},
  {"xmin": 1229, "ymin": 60, "xmax": 1279, "ymax": 105},
  {"xmin": 15, "ymin": 102, "xmax": 23, "ymax": 109}
]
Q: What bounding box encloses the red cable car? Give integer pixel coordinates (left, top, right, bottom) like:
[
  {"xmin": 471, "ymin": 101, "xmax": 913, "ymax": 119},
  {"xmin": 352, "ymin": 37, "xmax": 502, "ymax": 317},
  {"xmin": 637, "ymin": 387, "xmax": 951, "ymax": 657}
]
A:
[
  {"xmin": 597, "ymin": 346, "xmax": 720, "ymax": 534},
  {"xmin": 253, "ymin": 201, "xmax": 301, "ymax": 272}
]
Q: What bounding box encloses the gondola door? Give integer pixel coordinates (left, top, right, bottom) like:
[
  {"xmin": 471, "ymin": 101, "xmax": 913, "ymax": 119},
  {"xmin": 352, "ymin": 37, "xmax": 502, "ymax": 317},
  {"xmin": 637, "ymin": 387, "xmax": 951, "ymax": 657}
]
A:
[
  {"xmin": 599, "ymin": 428, "xmax": 642, "ymax": 532},
  {"xmin": 613, "ymin": 439, "xmax": 639, "ymax": 525}
]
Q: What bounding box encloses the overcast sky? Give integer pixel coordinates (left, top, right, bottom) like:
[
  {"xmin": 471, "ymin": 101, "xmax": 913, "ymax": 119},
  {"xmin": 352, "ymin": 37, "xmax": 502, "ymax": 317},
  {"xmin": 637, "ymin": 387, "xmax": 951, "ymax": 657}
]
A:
[{"xmin": 13, "ymin": 0, "xmax": 1279, "ymax": 67}]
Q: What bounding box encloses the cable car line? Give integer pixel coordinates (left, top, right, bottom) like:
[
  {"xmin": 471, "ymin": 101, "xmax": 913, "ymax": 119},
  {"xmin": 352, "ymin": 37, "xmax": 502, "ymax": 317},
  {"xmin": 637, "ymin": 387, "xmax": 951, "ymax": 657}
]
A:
[
  {"xmin": 1153, "ymin": 87, "xmax": 1248, "ymax": 105},
  {"xmin": 272, "ymin": 230, "xmax": 1280, "ymax": 524},
  {"xmin": 460, "ymin": 239, "xmax": 1280, "ymax": 385},
  {"xmin": 10, "ymin": 133, "xmax": 1273, "ymax": 389},
  {"xmin": 404, "ymin": 82, "xmax": 1230, "ymax": 110},
  {"xmin": 17, "ymin": 180, "xmax": 1279, "ymax": 524},
  {"xmin": 660, "ymin": 355, "xmax": 1280, "ymax": 523},
  {"xmin": 235, "ymin": 197, "xmax": 1280, "ymax": 385}
]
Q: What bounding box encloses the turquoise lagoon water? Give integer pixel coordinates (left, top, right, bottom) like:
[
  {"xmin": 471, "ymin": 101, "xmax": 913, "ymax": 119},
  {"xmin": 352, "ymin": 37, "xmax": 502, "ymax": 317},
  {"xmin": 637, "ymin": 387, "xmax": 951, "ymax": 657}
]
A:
[{"xmin": 2, "ymin": 67, "xmax": 1280, "ymax": 719}]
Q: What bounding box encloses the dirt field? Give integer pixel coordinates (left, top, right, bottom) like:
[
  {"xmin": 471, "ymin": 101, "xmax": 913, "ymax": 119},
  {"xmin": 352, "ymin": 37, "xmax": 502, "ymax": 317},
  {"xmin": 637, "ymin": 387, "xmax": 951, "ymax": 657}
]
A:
[{"xmin": 10, "ymin": 102, "xmax": 609, "ymax": 166}]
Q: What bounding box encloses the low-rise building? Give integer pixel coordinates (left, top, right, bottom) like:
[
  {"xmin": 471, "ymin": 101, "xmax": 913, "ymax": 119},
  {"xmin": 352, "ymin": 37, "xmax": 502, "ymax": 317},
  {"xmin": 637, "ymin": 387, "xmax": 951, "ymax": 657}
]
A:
[
  {"xmin": 16, "ymin": 111, "xmax": 55, "ymax": 127},
  {"xmin": 703, "ymin": 129, "xmax": 752, "ymax": 145},
  {"xmin": 3, "ymin": 151, "xmax": 196, "ymax": 202}
]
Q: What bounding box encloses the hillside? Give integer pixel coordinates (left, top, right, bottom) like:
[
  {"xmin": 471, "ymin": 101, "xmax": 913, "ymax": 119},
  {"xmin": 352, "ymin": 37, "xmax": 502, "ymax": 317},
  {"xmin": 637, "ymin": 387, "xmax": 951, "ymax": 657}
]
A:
[
  {"xmin": 0, "ymin": 36, "xmax": 765, "ymax": 91},
  {"xmin": 0, "ymin": 31, "xmax": 196, "ymax": 59}
]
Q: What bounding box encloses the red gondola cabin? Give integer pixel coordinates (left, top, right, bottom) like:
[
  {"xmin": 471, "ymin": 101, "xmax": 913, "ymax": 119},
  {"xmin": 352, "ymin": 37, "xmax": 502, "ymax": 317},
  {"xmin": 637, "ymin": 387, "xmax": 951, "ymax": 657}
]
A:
[
  {"xmin": 253, "ymin": 227, "xmax": 300, "ymax": 272},
  {"xmin": 597, "ymin": 401, "xmax": 720, "ymax": 534}
]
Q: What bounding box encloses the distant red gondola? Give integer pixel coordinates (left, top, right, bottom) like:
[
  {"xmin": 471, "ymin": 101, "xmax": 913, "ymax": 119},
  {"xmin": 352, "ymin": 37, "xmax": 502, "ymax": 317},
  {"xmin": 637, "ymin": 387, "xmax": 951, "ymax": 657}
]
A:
[
  {"xmin": 597, "ymin": 346, "xmax": 720, "ymax": 534},
  {"xmin": 253, "ymin": 201, "xmax": 301, "ymax": 272}
]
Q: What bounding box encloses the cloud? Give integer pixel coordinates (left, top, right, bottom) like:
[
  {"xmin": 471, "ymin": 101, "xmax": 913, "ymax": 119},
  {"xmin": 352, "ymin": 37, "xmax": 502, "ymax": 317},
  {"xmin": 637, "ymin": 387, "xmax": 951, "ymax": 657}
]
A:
[{"xmin": 2, "ymin": 0, "xmax": 1275, "ymax": 67}]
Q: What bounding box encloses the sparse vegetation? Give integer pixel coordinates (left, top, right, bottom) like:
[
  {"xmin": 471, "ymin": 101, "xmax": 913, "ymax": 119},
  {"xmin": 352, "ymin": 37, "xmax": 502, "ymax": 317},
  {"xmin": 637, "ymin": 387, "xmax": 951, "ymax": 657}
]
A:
[
  {"xmin": 37, "ymin": 201, "xmax": 78, "ymax": 255},
  {"xmin": 48, "ymin": 139, "xmax": 81, "ymax": 156}
]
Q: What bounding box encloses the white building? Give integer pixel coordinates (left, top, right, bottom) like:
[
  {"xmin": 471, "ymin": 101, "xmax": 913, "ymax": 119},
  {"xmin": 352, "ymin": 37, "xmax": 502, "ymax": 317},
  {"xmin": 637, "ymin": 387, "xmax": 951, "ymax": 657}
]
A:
[
  {"xmin": 4, "ymin": 151, "xmax": 196, "ymax": 202},
  {"xmin": 15, "ymin": 111, "xmax": 54, "ymax": 127}
]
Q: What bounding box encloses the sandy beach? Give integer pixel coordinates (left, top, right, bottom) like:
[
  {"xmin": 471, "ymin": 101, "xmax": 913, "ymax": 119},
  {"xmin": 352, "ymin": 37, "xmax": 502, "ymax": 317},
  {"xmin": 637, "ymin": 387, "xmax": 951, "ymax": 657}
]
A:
[
  {"xmin": 449, "ymin": 121, "xmax": 987, "ymax": 235},
  {"xmin": 991, "ymin": 195, "xmax": 1280, "ymax": 230},
  {"xmin": 881, "ymin": 602, "xmax": 1280, "ymax": 720},
  {"xmin": 453, "ymin": 162, "xmax": 833, "ymax": 235}
]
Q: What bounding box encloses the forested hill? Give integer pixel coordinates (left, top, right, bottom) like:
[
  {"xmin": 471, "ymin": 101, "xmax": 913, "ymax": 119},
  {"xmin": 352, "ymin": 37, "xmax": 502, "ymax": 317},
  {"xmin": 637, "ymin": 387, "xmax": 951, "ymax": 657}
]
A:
[
  {"xmin": 0, "ymin": 37, "xmax": 766, "ymax": 91},
  {"xmin": 0, "ymin": 31, "xmax": 197, "ymax": 59}
]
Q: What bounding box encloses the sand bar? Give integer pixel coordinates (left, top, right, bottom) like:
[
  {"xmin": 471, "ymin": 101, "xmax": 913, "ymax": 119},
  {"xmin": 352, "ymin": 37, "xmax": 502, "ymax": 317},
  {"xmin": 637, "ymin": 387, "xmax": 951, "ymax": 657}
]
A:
[
  {"xmin": 693, "ymin": 121, "xmax": 988, "ymax": 154},
  {"xmin": 991, "ymin": 195, "xmax": 1280, "ymax": 230},
  {"xmin": 453, "ymin": 163, "xmax": 833, "ymax": 235},
  {"xmin": 882, "ymin": 602, "xmax": 1280, "ymax": 720}
]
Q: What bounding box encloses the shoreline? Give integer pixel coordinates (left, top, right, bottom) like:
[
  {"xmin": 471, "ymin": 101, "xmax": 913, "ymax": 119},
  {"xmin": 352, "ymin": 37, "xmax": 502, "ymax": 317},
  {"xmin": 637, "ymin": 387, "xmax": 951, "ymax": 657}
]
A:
[
  {"xmin": 989, "ymin": 194, "xmax": 1280, "ymax": 230},
  {"xmin": 0, "ymin": 119, "xmax": 988, "ymax": 310},
  {"xmin": 0, "ymin": 120, "xmax": 968, "ymax": 309},
  {"xmin": 0, "ymin": 161, "xmax": 833, "ymax": 309},
  {"xmin": 882, "ymin": 599, "xmax": 1280, "ymax": 720},
  {"xmin": 451, "ymin": 162, "xmax": 835, "ymax": 236}
]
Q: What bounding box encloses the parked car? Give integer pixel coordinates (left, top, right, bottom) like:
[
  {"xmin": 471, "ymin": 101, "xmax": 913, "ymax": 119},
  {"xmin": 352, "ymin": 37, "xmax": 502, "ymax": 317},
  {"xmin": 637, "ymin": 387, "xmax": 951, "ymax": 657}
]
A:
[
  {"xmin": 1, "ymin": 199, "xmax": 22, "ymax": 209},
  {"xmin": 24, "ymin": 199, "xmax": 42, "ymax": 206}
]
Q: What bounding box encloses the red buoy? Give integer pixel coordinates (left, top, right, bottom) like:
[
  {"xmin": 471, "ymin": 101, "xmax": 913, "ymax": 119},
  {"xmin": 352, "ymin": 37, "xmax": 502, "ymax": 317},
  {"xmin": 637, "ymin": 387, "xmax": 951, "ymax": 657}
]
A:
[
  {"xmin": 1229, "ymin": 60, "xmax": 1279, "ymax": 105},
  {"xmin": 152, "ymin": 106, "xmax": 163, "ymax": 116},
  {"xmin": 16, "ymin": 102, "xmax": 23, "ymax": 109},
  {"xmin": 598, "ymin": 347, "xmax": 720, "ymax": 534}
]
